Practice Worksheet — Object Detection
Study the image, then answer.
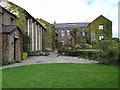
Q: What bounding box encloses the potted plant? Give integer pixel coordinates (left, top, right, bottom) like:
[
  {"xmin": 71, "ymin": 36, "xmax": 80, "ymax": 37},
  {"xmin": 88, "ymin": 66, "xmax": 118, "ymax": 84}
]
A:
[
  {"xmin": 36, "ymin": 50, "xmax": 39, "ymax": 53},
  {"xmin": 39, "ymin": 50, "xmax": 43, "ymax": 55},
  {"xmin": 32, "ymin": 51, "xmax": 36, "ymax": 55},
  {"xmin": 45, "ymin": 52, "xmax": 49, "ymax": 56}
]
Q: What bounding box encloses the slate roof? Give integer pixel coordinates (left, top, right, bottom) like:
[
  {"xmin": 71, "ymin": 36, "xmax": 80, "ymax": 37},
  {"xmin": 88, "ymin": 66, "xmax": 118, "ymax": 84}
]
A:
[
  {"xmin": 0, "ymin": 25, "xmax": 19, "ymax": 33},
  {"xmin": 54, "ymin": 22, "xmax": 90, "ymax": 28}
]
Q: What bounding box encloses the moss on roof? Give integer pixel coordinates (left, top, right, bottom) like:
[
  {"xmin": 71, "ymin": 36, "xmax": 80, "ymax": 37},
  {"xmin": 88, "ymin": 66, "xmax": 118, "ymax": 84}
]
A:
[{"xmin": 37, "ymin": 18, "xmax": 53, "ymax": 30}]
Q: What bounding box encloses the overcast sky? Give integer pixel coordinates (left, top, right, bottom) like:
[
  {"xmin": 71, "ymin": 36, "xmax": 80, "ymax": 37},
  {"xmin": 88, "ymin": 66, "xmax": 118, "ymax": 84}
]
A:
[{"xmin": 7, "ymin": 0, "xmax": 119, "ymax": 37}]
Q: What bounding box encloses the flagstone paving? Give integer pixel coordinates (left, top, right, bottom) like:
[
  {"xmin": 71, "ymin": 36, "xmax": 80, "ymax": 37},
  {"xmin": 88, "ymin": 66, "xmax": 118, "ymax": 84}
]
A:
[{"xmin": 1, "ymin": 52, "xmax": 98, "ymax": 69}]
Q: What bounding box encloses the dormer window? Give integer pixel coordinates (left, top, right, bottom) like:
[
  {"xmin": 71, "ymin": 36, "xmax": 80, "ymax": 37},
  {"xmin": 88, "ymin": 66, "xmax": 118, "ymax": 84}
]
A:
[{"xmin": 99, "ymin": 24, "xmax": 103, "ymax": 30}]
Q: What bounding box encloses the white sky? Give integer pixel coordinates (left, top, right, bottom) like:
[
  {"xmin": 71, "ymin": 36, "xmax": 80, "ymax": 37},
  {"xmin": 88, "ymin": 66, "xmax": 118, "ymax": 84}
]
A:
[{"xmin": 7, "ymin": 0, "xmax": 119, "ymax": 37}]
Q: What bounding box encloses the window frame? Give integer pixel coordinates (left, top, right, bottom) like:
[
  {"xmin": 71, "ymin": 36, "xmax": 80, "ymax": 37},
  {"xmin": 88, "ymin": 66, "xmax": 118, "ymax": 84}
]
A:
[
  {"xmin": 67, "ymin": 30, "xmax": 70, "ymax": 37},
  {"xmin": 61, "ymin": 30, "xmax": 65, "ymax": 36},
  {"xmin": 61, "ymin": 40, "xmax": 64, "ymax": 45},
  {"xmin": 99, "ymin": 35, "xmax": 104, "ymax": 40},
  {"xmin": 99, "ymin": 24, "xmax": 104, "ymax": 30}
]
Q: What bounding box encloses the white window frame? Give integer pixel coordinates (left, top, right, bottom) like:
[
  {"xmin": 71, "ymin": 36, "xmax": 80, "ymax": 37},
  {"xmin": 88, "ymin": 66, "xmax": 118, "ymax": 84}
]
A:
[
  {"xmin": 67, "ymin": 30, "xmax": 70, "ymax": 36},
  {"xmin": 61, "ymin": 40, "xmax": 64, "ymax": 45},
  {"xmin": 83, "ymin": 32, "xmax": 85, "ymax": 36},
  {"xmin": 99, "ymin": 24, "xmax": 103, "ymax": 30},
  {"xmin": 99, "ymin": 35, "xmax": 104, "ymax": 40},
  {"xmin": 61, "ymin": 30, "xmax": 64, "ymax": 36}
]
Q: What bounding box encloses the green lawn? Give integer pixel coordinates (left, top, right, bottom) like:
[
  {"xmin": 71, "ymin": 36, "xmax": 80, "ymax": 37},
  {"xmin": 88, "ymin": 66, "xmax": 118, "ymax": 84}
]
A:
[{"xmin": 2, "ymin": 63, "xmax": 118, "ymax": 88}]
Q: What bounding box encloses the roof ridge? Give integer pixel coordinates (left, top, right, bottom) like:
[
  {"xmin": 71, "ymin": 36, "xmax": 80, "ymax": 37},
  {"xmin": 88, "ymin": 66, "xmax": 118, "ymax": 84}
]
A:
[{"xmin": 55, "ymin": 22, "xmax": 91, "ymax": 24}]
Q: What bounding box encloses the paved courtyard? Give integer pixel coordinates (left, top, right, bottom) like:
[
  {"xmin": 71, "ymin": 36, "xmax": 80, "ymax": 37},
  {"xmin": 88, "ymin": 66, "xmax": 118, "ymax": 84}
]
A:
[{"xmin": 1, "ymin": 52, "xmax": 99, "ymax": 69}]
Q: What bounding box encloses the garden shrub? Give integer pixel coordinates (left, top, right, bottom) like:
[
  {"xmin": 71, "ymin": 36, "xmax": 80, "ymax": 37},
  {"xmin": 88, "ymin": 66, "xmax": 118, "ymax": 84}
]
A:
[
  {"xmin": 64, "ymin": 50, "xmax": 100, "ymax": 59},
  {"xmin": 112, "ymin": 38, "xmax": 119, "ymax": 42},
  {"xmin": 81, "ymin": 44, "xmax": 93, "ymax": 49},
  {"xmin": 74, "ymin": 44, "xmax": 81, "ymax": 50},
  {"xmin": 91, "ymin": 40, "xmax": 99, "ymax": 49},
  {"xmin": 96, "ymin": 40, "xmax": 119, "ymax": 65},
  {"xmin": 22, "ymin": 52, "xmax": 28, "ymax": 60},
  {"xmin": 58, "ymin": 46, "xmax": 69, "ymax": 53}
]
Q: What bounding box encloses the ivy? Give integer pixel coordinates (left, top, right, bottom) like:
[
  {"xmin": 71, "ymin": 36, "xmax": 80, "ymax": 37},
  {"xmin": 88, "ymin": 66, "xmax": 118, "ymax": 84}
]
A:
[
  {"xmin": 37, "ymin": 19, "xmax": 56, "ymax": 50},
  {"xmin": 6, "ymin": 2, "xmax": 26, "ymax": 31},
  {"xmin": 23, "ymin": 34, "xmax": 31, "ymax": 53},
  {"xmin": 70, "ymin": 28, "xmax": 80, "ymax": 44},
  {"xmin": 84, "ymin": 15, "xmax": 112, "ymax": 43}
]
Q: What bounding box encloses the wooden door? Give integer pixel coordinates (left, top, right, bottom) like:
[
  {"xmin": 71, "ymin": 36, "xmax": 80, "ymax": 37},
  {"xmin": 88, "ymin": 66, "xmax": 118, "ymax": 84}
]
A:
[{"xmin": 14, "ymin": 38, "xmax": 20, "ymax": 61}]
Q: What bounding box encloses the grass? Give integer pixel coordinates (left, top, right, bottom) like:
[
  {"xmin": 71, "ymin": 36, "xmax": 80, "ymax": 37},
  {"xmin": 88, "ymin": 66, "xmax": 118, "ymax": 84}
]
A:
[{"xmin": 2, "ymin": 63, "xmax": 118, "ymax": 88}]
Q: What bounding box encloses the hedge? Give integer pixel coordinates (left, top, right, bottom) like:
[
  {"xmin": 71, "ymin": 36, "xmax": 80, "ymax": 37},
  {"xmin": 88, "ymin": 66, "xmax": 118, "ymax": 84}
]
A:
[{"xmin": 58, "ymin": 49, "xmax": 101, "ymax": 60}]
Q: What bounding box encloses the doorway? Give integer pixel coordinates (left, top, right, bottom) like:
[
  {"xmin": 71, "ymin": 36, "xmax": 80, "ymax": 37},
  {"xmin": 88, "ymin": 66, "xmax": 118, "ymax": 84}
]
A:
[{"xmin": 14, "ymin": 37, "xmax": 19, "ymax": 61}]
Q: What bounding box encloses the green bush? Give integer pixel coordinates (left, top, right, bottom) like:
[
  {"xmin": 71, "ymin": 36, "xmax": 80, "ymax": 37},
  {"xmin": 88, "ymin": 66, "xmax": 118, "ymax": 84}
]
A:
[
  {"xmin": 22, "ymin": 52, "xmax": 28, "ymax": 60},
  {"xmin": 91, "ymin": 40, "xmax": 99, "ymax": 49},
  {"xmin": 112, "ymin": 38, "xmax": 119, "ymax": 42},
  {"xmin": 58, "ymin": 45, "xmax": 74, "ymax": 53},
  {"xmin": 74, "ymin": 44, "xmax": 81, "ymax": 50},
  {"xmin": 64, "ymin": 50, "xmax": 100, "ymax": 59},
  {"xmin": 81, "ymin": 44, "xmax": 93, "ymax": 49},
  {"xmin": 96, "ymin": 40, "xmax": 119, "ymax": 65}
]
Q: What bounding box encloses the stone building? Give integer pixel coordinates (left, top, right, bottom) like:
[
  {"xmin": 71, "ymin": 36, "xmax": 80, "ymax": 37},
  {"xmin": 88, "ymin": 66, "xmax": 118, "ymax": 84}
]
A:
[
  {"xmin": 0, "ymin": 6, "xmax": 22, "ymax": 64},
  {"xmin": 54, "ymin": 22, "xmax": 90, "ymax": 46},
  {"xmin": 24, "ymin": 11, "xmax": 46, "ymax": 52},
  {"xmin": 54, "ymin": 15, "xmax": 112, "ymax": 46},
  {"xmin": 84, "ymin": 15, "xmax": 112, "ymax": 43},
  {"xmin": 0, "ymin": 1, "xmax": 46, "ymax": 52},
  {"xmin": 37, "ymin": 19, "xmax": 56, "ymax": 51}
]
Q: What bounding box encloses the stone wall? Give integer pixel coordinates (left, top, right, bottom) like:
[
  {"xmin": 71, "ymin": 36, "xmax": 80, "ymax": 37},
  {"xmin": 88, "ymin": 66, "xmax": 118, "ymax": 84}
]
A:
[
  {"xmin": 8, "ymin": 29, "xmax": 21, "ymax": 62},
  {"xmin": 2, "ymin": 33, "xmax": 9, "ymax": 64},
  {"xmin": 2, "ymin": 29, "xmax": 22, "ymax": 64}
]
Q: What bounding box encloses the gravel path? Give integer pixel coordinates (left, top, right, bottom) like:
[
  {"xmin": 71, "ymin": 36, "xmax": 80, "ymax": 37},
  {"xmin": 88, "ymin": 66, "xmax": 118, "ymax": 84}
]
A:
[{"xmin": 1, "ymin": 52, "xmax": 99, "ymax": 69}]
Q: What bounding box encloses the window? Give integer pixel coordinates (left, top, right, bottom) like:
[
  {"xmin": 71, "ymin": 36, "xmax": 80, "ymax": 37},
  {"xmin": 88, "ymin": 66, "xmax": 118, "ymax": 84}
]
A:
[
  {"xmin": 61, "ymin": 30, "xmax": 64, "ymax": 36},
  {"xmin": 99, "ymin": 35, "xmax": 104, "ymax": 40},
  {"xmin": 55, "ymin": 31, "xmax": 58, "ymax": 36},
  {"xmin": 61, "ymin": 40, "xmax": 64, "ymax": 45},
  {"xmin": 99, "ymin": 24, "xmax": 103, "ymax": 30},
  {"xmin": 67, "ymin": 30, "xmax": 70, "ymax": 36},
  {"xmin": 83, "ymin": 32, "xmax": 85, "ymax": 36}
]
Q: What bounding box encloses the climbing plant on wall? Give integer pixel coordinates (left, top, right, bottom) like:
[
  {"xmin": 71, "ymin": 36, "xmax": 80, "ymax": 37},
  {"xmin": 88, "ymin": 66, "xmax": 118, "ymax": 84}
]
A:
[
  {"xmin": 5, "ymin": 2, "xmax": 26, "ymax": 31},
  {"xmin": 70, "ymin": 28, "xmax": 80, "ymax": 44},
  {"xmin": 37, "ymin": 19, "xmax": 56, "ymax": 50},
  {"xmin": 23, "ymin": 34, "xmax": 31, "ymax": 53}
]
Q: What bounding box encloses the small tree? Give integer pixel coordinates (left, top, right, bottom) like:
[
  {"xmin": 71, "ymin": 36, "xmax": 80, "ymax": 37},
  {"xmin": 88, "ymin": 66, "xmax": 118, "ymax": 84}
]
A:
[{"xmin": 70, "ymin": 28, "xmax": 80, "ymax": 44}]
